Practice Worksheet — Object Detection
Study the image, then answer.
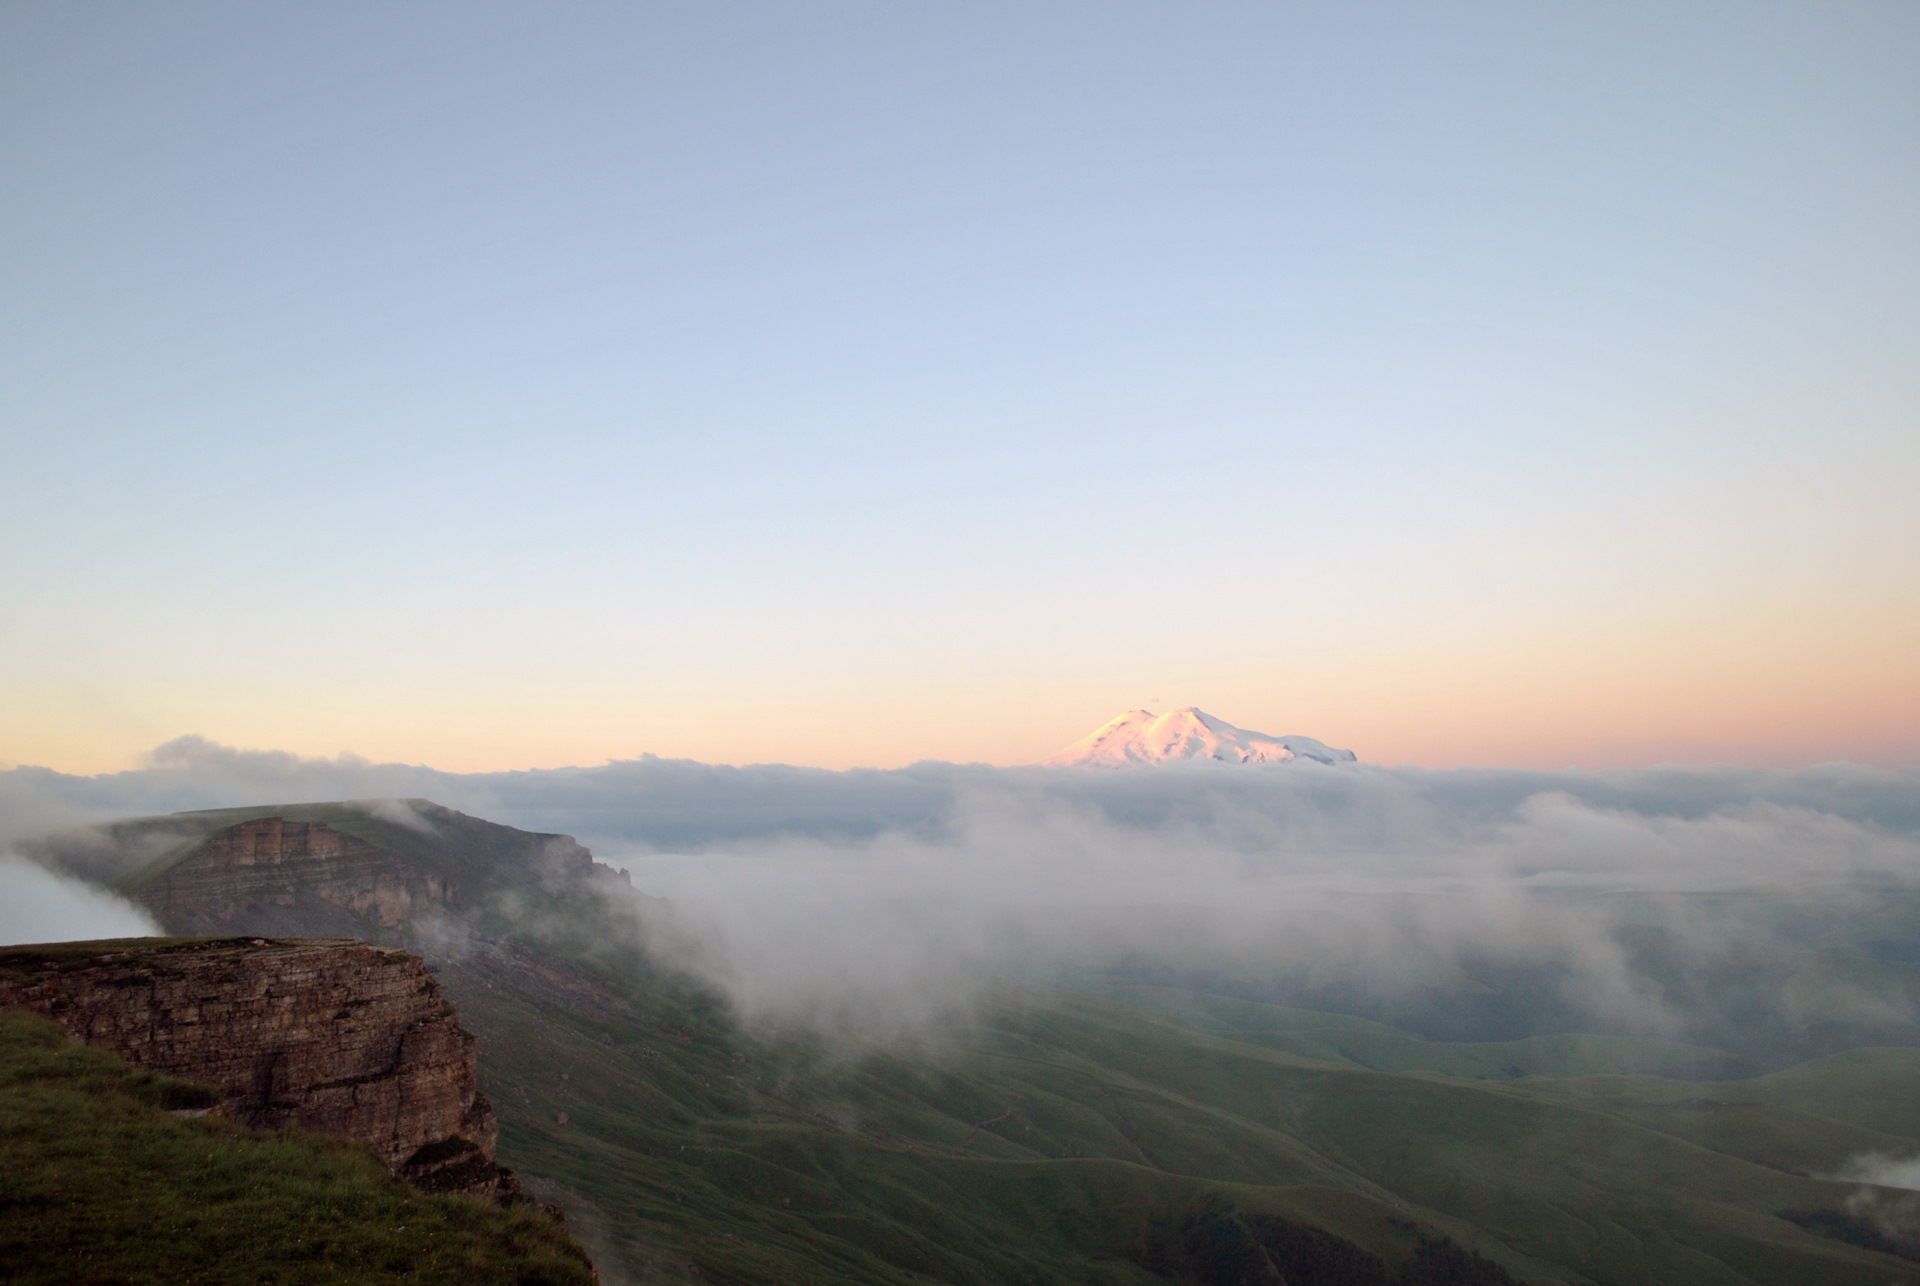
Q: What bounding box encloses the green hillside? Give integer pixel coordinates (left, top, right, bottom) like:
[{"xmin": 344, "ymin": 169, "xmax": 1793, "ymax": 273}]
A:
[
  {"xmin": 42, "ymin": 802, "xmax": 1920, "ymax": 1285},
  {"xmin": 1077, "ymin": 982, "xmax": 1746, "ymax": 1079},
  {"xmin": 442, "ymin": 916, "xmax": 1920, "ymax": 1285},
  {"xmin": 1072, "ymin": 886, "xmax": 1920, "ymax": 1070},
  {"xmin": 0, "ymin": 1008, "xmax": 593, "ymax": 1285}
]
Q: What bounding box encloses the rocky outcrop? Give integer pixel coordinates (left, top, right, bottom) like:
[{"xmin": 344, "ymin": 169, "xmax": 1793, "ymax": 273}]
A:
[
  {"xmin": 0, "ymin": 936, "xmax": 518, "ymax": 1199},
  {"xmin": 133, "ymin": 819, "xmax": 456, "ymax": 938}
]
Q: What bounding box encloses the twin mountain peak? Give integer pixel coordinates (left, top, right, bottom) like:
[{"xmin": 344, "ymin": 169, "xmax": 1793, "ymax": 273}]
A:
[{"xmin": 1044, "ymin": 706, "xmax": 1357, "ymax": 767}]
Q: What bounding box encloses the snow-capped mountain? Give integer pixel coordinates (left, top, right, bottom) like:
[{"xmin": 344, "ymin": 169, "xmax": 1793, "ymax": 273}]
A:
[{"xmin": 1042, "ymin": 707, "xmax": 1357, "ymax": 768}]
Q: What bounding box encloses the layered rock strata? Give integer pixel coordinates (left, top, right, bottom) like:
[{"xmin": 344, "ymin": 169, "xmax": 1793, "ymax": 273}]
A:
[
  {"xmin": 134, "ymin": 818, "xmax": 455, "ymax": 937},
  {"xmin": 0, "ymin": 936, "xmax": 518, "ymax": 1199}
]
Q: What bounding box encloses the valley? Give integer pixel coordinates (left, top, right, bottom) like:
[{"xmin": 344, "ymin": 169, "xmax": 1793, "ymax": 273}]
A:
[{"xmin": 21, "ymin": 797, "xmax": 1920, "ymax": 1284}]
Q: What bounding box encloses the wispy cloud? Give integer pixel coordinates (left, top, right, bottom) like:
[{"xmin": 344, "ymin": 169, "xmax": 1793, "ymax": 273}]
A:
[
  {"xmin": 5, "ymin": 743, "xmax": 1918, "ymax": 1046},
  {"xmin": 0, "ymin": 857, "xmax": 160, "ymax": 947},
  {"xmin": 1834, "ymin": 1154, "xmax": 1920, "ymax": 1192}
]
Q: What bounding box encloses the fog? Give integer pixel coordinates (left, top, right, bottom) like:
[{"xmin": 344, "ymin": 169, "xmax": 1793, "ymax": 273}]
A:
[
  {"xmin": 1819, "ymin": 1154, "xmax": 1920, "ymax": 1253},
  {"xmin": 1836, "ymin": 1154, "xmax": 1920, "ymax": 1193},
  {"xmin": 9, "ymin": 735, "xmax": 1918, "ymax": 854},
  {"xmin": 599, "ymin": 774, "xmax": 1920, "ymax": 1041},
  {"xmin": 6, "ymin": 741, "xmax": 1917, "ymax": 1050},
  {"xmin": 0, "ymin": 857, "xmax": 161, "ymax": 947}
]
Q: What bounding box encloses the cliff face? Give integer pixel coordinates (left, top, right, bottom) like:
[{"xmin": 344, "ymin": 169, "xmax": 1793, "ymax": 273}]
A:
[
  {"xmin": 0, "ymin": 936, "xmax": 513, "ymax": 1197},
  {"xmin": 95, "ymin": 804, "xmax": 627, "ymax": 949},
  {"xmin": 134, "ymin": 819, "xmax": 456, "ymax": 939}
]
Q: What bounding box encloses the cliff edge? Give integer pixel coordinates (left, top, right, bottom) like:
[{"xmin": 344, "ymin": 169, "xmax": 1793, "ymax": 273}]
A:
[{"xmin": 0, "ymin": 935, "xmax": 519, "ymax": 1200}]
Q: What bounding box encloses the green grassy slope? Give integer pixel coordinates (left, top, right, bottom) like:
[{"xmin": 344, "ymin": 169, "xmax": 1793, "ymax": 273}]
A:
[
  {"xmin": 1502, "ymin": 1046, "xmax": 1920, "ymax": 1177},
  {"xmin": 446, "ymin": 960, "xmax": 1504, "ymax": 1284},
  {"xmin": 1087, "ymin": 887, "xmax": 1920, "ymax": 1069},
  {"xmin": 435, "ymin": 926, "xmax": 1919, "ymax": 1286},
  {"xmin": 1077, "ymin": 982, "xmax": 1745, "ymax": 1080},
  {"xmin": 0, "ymin": 1008, "xmax": 594, "ymax": 1285},
  {"xmin": 53, "ymin": 803, "xmax": 1920, "ymax": 1285}
]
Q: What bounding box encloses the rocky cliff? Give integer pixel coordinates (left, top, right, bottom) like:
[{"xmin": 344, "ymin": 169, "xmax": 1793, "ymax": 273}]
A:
[
  {"xmin": 0, "ymin": 936, "xmax": 518, "ymax": 1199},
  {"xmin": 132, "ymin": 818, "xmax": 458, "ymax": 938},
  {"xmin": 64, "ymin": 801, "xmax": 628, "ymax": 949}
]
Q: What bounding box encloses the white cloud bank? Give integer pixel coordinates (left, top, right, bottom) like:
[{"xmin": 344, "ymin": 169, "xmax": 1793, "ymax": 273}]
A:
[
  {"xmin": 4, "ymin": 742, "xmax": 1919, "ymax": 1048},
  {"xmin": 1835, "ymin": 1154, "xmax": 1920, "ymax": 1192},
  {"xmin": 0, "ymin": 857, "xmax": 160, "ymax": 947},
  {"xmin": 596, "ymin": 776, "xmax": 1920, "ymax": 1036}
]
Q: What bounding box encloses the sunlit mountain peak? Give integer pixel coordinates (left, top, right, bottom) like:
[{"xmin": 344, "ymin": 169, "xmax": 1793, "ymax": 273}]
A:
[{"xmin": 1042, "ymin": 706, "xmax": 1356, "ymax": 768}]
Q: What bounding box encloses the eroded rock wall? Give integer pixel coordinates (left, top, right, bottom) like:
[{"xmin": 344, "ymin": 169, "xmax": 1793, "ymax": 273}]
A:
[
  {"xmin": 0, "ymin": 937, "xmax": 502, "ymax": 1181},
  {"xmin": 135, "ymin": 819, "xmax": 453, "ymax": 937}
]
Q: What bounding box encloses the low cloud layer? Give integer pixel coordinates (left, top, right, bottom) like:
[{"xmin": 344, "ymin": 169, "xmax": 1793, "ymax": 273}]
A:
[
  {"xmin": 1820, "ymin": 1155, "xmax": 1920, "ymax": 1255},
  {"xmin": 5, "ymin": 742, "xmax": 1919, "ymax": 1049},
  {"xmin": 7, "ymin": 735, "xmax": 1920, "ymax": 855},
  {"xmin": 0, "ymin": 857, "xmax": 161, "ymax": 947},
  {"xmin": 1835, "ymin": 1154, "xmax": 1920, "ymax": 1192},
  {"xmin": 604, "ymin": 775, "xmax": 1920, "ymax": 1038}
]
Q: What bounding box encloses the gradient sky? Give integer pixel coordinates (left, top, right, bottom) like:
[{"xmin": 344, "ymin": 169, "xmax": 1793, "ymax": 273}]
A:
[{"xmin": 3, "ymin": 2, "xmax": 1917, "ymax": 774}]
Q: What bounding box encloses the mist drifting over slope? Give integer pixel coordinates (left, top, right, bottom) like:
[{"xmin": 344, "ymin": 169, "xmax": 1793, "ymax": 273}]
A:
[
  {"xmin": 6, "ymin": 740, "xmax": 1920, "ymax": 1051},
  {"xmin": 0, "ymin": 857, "xmax": 161, "ymax": 946}
]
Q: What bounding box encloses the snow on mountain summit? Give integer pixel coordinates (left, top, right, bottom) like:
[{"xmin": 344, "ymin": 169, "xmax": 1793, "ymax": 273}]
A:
[{"xmin": 1042, "ymin": 707, "xmax": 1357, "ymax": 768}]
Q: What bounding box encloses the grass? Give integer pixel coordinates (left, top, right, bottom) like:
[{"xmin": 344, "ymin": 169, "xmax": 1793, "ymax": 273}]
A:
[
  {"xmin": 420, "ymin": 921, "xmax": 1920, "ymax": 1282},
  {"xmin": 1079, "ymin": 981, "xmax": 1747, "ymax": 1080},
  {"xmin": 51, "ymin": 804, "xmax": 1920, "ymax": 1284},
  {"xmin": 431, "ymin": 929, "xmax": 1920, "ymax": 1285},
  {"xmin": 0, "ymin": 1009, "xmax": 594, "ymax": 1285}
]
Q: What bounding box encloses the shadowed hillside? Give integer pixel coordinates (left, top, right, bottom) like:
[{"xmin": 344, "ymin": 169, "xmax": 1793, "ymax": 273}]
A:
[{"xmin": 0, "ymin": 1007, "xmax": 593, "ymax": 1285}]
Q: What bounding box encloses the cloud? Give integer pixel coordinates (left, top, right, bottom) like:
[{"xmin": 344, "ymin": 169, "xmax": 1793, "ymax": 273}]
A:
[
  {"xmin": 0, "ymin": 857, "xmax": 160, "ymax": 947},
  {"xmin": 594, "ymin": 777, "xmax": 1920, "ymax": 1037},
  {"xmin": 4, "ymin": 742, "xmax": 1919, "ymax": 1042},
  {"xmin": 1819, "ymin": 1156, "xmax": 1920, "ymax": 1254},
  {"xmin": 9, "ymin": 740, "xmax": 1918, "ymax": 852},
  {"xmin": 1834, "ymin": 1154, "xmax": 1920, "ymax": 1192},
  {"xmin": 355, "ymin": 797, "xmax": 442, "ymax": 833}
]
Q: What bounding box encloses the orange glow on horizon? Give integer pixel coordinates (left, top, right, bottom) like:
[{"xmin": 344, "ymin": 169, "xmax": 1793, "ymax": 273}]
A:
[{"xmin": 6, "ymin": 585, "xmax": 1915, "ymax": 778}]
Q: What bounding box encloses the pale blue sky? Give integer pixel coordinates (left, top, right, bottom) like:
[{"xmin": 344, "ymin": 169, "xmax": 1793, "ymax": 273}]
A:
[{"xmin": 3, "ymin": 3, "xmax": 1917, "ymax": 771}]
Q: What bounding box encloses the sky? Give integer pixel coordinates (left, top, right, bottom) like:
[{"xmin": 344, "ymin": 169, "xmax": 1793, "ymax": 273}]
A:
[{"xmin": 3, "ymin": 2, "xmax": 1917, "ymax": 775}]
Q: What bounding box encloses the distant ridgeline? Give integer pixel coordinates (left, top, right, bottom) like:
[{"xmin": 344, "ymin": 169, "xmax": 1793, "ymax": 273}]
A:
[{"xmin": 17, "ymin": 798, "xmax": 1920, "ymax": 1285}]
